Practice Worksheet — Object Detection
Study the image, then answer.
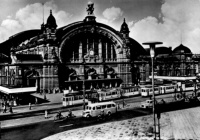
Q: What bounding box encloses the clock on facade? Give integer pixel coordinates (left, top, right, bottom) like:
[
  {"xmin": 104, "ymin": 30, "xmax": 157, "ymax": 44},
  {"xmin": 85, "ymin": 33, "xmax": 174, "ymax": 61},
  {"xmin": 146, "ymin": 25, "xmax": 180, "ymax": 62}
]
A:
[{"xmin": 89, "ymin": 50, "xmax": 94, "ymax": 55}]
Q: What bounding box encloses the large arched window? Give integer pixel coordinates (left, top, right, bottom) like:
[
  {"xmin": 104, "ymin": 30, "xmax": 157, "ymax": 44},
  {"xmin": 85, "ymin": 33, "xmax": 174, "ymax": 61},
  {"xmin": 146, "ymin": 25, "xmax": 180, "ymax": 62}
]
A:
[{"xmin": 60, "ymin": 33, "xmax": 117, "ymax": 63}]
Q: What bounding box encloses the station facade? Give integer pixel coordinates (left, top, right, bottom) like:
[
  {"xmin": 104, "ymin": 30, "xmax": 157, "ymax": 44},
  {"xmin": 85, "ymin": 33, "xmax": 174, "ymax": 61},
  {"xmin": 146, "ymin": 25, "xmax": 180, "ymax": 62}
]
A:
[{"xmin": 0, "ymin": 3, "xmax": 200, "ymax": 97}]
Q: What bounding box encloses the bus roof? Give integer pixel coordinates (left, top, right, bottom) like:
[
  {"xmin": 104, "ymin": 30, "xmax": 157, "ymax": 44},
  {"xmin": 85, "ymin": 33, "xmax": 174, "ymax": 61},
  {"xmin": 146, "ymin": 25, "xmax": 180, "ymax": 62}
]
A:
[{"xmin": 87, "ymin": 101, "xmax": 115, "ymax": 107}]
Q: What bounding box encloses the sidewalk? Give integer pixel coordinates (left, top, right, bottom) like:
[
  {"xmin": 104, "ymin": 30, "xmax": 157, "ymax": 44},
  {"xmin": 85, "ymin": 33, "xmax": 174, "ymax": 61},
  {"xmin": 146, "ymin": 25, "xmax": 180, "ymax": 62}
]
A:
[
  {"xmin": 1, "ymin": 108, "xmax": 84, "ymax": 129},
  {"xmin": 0, "ymin": 93, "xmax": 63, "ymax": 116},
  {"xmin": 1, "ymin": 100, "xmax": 135, "ymax": 129}
]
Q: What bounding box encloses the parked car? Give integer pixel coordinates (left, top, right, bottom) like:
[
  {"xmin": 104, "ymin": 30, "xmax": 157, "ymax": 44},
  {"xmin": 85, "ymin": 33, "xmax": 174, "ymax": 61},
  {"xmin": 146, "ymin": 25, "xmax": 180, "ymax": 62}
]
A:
[{"xmin": 140, "ymin": 100, "xmax": 153, "ymax": 109}]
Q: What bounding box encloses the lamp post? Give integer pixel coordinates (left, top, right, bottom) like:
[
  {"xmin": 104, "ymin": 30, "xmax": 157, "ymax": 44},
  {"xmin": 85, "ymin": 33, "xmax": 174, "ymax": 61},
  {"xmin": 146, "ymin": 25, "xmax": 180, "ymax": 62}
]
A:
[{"xmin": 143, "ymin": 41, "xmax": 162, "ymax": 140}]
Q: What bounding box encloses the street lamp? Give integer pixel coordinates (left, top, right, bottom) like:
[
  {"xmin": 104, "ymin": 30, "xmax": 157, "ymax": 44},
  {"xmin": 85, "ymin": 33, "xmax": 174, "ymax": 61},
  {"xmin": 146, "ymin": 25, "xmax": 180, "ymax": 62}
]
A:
[{"xmin": 143, "ymin": 41, "xmax": 162, "ymax": 140}]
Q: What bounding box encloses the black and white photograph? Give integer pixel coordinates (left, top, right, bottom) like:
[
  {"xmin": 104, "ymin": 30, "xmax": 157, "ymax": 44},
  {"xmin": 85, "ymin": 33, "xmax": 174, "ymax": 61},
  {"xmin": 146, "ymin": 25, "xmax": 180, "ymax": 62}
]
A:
[{"xmin": 1, "ymin": 0, "xmax": 200, "ymax": 139}]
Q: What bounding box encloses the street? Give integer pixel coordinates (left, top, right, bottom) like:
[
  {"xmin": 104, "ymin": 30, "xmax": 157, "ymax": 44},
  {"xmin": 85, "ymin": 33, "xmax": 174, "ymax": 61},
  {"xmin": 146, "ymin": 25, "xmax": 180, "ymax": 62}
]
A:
[{"xmin": 1, "ymin": 91, "xmax": 199, "ymax": 140}]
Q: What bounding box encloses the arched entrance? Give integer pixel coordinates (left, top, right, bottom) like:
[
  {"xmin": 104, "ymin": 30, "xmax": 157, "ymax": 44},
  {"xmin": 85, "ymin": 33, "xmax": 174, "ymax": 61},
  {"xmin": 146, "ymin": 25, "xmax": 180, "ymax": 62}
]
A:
[{"xmin": 24, "ymin": 69, "xmax": 40, "ymax": 92}]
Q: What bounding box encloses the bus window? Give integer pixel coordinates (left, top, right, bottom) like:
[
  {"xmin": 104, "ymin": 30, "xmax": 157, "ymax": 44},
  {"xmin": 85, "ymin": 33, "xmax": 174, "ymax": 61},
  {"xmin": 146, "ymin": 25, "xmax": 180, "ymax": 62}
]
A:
[
  {"xmin": 107, "ymin": 92, "xmax": 111, "ymax": 96},
  {"xmin": 102, "ymin": 105, "xmax": 106, "ymax": 109},
  {"xmin": 107, "ymin": 104, "xmax": 111, "ymax": 108},
  {"xmin": 96, "ymin": 106, "xmax": 101, "ymax": 110},
  {"xmin": 93, "ymin": 107, "xmax": 96, "ymax": 110},
  {"xmin": 112, "ymin": 104, "xmax": 116, "ymax": 107},
  {"xmin": 112, "ymin": 92, "xmax": 116, "ymax": 95},
  {"xmin": 86, "ymin": 106, "xmax": 91, "ymax": 110}
]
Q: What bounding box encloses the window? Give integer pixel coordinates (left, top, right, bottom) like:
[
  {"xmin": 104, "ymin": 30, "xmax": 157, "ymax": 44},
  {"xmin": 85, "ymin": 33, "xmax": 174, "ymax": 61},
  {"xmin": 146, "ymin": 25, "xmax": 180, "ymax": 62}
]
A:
[
  {"xmin": 102, "ymin": 105, "xmax": 106, "ymax": 109},
  {"xmin": 79, "ymin": 95, "xmax": 83, "ymax": 99},
  {"xmin": 112, "ymin": 92, "xmax": 116, "ymax": 95},
  {"xmin": 74, "ymin": 96, "xmax": 79, "ymax": 100},
  {"xmin": 96, "ymin": 106, "xmax": 101, "ymax": 110},
  {"xmin": 112, "ymin": 104, "xmax": 116, "ymax": 107},
  {"xmin": 107, "ymin": 104, "xmax": 111, "ymax": 108},
  {"xmin": 107, "ymin": 92, "xmax": 111, "ymax": 96},
  {"xmin": 93, "ymin": 107, "xmax": 96, "ymax": 110}
]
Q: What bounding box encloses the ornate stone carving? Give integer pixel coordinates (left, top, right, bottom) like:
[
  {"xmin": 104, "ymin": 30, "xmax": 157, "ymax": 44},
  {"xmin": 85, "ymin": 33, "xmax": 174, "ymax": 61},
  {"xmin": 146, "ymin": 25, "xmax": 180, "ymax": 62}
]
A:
[{"xmin": 86, "ymin": 2, "xmax": 94, "ymax": 15}]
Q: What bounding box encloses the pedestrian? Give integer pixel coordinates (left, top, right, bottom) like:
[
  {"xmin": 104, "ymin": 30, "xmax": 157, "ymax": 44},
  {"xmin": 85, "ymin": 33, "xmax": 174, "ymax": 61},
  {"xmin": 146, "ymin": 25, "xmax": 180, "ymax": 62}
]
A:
[
  {"xmin": 123, "ymin": 99, "xmax": 125, "ymax": 108},
  {"xmin": 9, "ymin": 105, "xmax": 13, "ymax": 113},
  {"xmin": 29, "ymin": 103, "xmax": 31, "ymax": 110},
  {"xmin": 45, "ymin": 110, "xmax": 48, "ymax": 119},
  {"xmin": 35, "ymin": 98, "xmax": 38, "ymax": 105},
  {"xmin": 3, "ymin": 104, "xmax": 6, "ymax": 113}
]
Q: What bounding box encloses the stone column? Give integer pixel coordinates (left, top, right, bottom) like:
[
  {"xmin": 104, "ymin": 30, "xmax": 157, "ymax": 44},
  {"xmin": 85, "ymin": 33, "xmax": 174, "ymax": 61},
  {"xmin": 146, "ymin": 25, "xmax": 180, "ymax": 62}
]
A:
[
  {"xmin": 79, "ymin": 42, "xmax": 82, "ymax": 61},
  {"xmin": 98, "ymin": 39, "xmax": 102, "ymax": 60},
  {"xmin": 105, "ymin": 43, "xmax": 108, "ymax": 61},
  {"xmin": 111, "ymin": 45, "xmax": 113, "ymax": 60},
  {"xmin": 86, "ymin": 39, "xmax": 89, "ymax": 53},
  {"xmin": 43, "ymin": 65, "xmax": 48, "ymax": 94},
  {"xmin": 145, "ymin": 63, "xmax": 150, "ymax": 82}
]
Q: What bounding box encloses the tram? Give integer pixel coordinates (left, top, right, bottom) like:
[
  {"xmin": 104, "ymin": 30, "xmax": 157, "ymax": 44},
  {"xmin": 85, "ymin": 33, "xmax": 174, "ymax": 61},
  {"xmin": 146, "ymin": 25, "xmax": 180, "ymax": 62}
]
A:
[
  {"xmin": 141, "ymin": 84, "xmax": 178, "ymax": 97},
  {"xmin": 140, "ymin": 85, "xmax": 160, "ymax": 97},
  {"xmin": 160, "ymin": 84, "xmax": 177, "ymax": 94},
  {"xmin": 97, "ymin": 88, "xmax": 121, "ymax": 101},
  {"xmin": 120, "ymin": 86, "xmax": 141, "ymax": 97},
  {"xmin": 62, "ymin": 90, "xmax": 98, "ymax": 107}
]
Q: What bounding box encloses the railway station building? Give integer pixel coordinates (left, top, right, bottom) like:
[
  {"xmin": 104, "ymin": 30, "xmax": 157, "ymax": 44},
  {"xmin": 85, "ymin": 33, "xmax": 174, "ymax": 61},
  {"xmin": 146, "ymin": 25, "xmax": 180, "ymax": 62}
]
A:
[{"xmin": 0, "ymin": 2, "xmax": 200, "ymax": 104}]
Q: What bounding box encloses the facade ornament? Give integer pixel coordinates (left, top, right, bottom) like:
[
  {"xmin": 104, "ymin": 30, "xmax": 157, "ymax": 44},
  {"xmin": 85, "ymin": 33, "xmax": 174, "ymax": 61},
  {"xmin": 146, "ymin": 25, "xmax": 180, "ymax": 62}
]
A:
[
  {"xmin": 51, "ymin": 47, "xmax": 57, "ymax": 59},
  {"xmin": 84, "ymin": 48, "xmax": 98, "ymax": 61},
  {"xmin": 86, "ymin": 2, "xmax": 94, "ymax": 15},
  {"xmin": 86, "ymin": 67, "xmax": 98, "ymax": 79}
]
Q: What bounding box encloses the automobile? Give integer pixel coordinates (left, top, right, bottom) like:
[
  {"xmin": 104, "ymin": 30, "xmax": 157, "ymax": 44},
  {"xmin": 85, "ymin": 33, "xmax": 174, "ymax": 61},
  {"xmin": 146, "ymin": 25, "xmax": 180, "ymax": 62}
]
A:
[
  {"xmin": 140, "ymin": 99, "xmax": 153, "ymax": 109},
  {"xmin": 82, "ymin": 101, "xmax": 117, "ymax": 118}
]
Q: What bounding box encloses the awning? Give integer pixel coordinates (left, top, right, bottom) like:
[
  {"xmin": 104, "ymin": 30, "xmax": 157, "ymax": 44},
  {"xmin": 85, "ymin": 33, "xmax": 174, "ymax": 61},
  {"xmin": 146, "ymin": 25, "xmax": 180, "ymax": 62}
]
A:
[{"xmin": 0, "ymin": 86, "xmax": 37, "ymax": 94}]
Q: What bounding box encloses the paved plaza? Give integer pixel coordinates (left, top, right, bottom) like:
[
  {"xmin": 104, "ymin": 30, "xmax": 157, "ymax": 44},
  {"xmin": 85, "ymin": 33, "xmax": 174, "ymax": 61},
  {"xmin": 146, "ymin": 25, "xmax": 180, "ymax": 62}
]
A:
[
  {"xmin": 1, "ymin": 93, "xmax": 200, "ymax": 139},
  {"xmin": 42, "ymin": 106, "xmax": 200, "ymax": 140}
]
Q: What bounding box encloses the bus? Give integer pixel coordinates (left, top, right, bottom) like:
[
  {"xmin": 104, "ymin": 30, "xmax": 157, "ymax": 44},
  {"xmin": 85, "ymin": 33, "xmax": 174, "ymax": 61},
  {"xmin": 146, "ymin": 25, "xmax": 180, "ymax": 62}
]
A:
[{"xmin": 82, "ymin": 101, "xmax": 117, "ymax": 118}]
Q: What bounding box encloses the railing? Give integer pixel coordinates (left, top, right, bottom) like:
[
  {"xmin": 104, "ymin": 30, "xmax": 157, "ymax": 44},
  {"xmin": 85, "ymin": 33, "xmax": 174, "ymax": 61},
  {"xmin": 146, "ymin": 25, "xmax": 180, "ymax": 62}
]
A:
[{"xmin": 69, "ymin": 58, "xmax": 130, "ymax": 63}]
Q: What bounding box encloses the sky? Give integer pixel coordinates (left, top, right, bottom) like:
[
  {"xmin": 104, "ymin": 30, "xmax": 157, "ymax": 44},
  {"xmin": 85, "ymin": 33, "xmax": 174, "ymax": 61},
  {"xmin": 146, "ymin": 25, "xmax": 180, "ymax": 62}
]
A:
[{"xmin": 0, "ymin": 0, "xmax": 200, "ymax": 53}]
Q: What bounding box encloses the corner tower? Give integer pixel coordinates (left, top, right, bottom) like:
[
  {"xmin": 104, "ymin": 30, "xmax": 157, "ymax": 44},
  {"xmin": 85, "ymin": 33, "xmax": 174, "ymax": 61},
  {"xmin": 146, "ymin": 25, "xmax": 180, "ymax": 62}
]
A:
[
  {"xmin": 45, "ymin": 10, "xmax": 57, "ymax": 35},
  {"xmin": 120, "ymin": 18, "xmax": 130, "ymax": 38}
]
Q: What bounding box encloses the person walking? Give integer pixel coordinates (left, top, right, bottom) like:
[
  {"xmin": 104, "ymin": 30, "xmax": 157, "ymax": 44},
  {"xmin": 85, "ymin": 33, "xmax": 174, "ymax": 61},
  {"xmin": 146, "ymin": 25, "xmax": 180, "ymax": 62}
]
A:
[
  {"xmin": 29, "ymin": 103, "xmax": 31, "ymax": 110},
  {"xmin": 45, "ymin": 110, "xmax": 48, "ymax": 119},
  {"xmin": 3, "ymin": 104, "xmax": 6, "ymax": 113},
  {"xmin": 35, "ymin": 98, "xmax": 38, "ymax": 105},
  {"xmin": 9, "ymin": 105, "xmax": 13, "ymax": 113}
]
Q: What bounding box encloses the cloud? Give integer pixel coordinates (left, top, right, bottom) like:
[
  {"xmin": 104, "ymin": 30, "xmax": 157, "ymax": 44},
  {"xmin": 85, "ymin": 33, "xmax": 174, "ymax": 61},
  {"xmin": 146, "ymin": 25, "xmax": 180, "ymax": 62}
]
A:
[
  {"xmin": 102, "ymin": 7, "xmax": 123, "ymax": 22},
  {"xmin": 129, "ymin": 0, "xmax": 200, "ymax": 53},
  {"xmin": 0, "ymin": 0, "xmax": 72, "ymax": 43}
]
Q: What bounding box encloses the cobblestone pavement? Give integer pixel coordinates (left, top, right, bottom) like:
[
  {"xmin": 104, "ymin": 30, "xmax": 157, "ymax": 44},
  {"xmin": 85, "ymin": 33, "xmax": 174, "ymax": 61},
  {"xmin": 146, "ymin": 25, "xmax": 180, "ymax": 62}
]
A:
[{"xmin": 42, "ymin": 106, "xmax": 200, "ymax": 140}]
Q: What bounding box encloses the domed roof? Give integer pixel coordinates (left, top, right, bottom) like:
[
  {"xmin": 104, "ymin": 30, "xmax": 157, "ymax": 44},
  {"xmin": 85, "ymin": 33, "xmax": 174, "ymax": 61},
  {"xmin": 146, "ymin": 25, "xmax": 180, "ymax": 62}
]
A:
[
  {"xmin": 46, "ymin": 10, "xmax": 57, "ymax": 28},
  {"xmin": 120, "ymin": 18, "xmax": 129, "ymax": 34},
  {"xmin": 155, "ymin": 46, "xmax": 172, "ymax": 55},
  {"xmin": 128, "ymin": 37, "xmax": 147, "ymax": 59},
  {"xmin": 173, "ymin": 44, "xmax": 192, "ymax": 54}
]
